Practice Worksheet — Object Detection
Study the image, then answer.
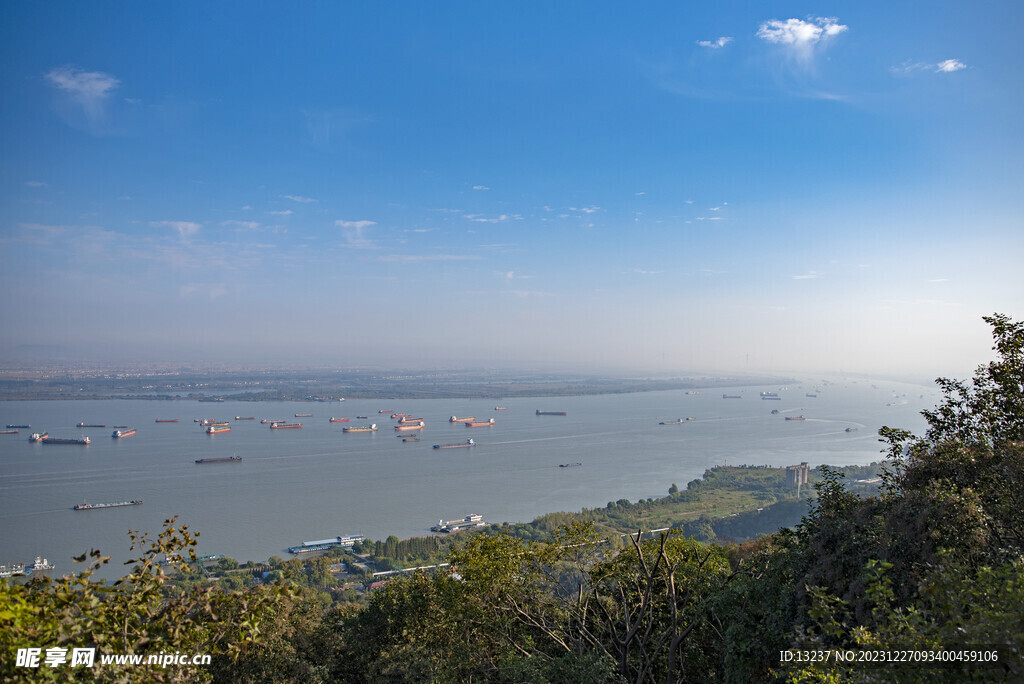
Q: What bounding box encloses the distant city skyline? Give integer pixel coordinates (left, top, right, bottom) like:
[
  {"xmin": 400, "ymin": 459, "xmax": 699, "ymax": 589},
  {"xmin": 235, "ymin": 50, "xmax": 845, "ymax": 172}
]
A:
[{"xmin": 2, "ymin": 3, "xmax": 1021, "ymax": 378}]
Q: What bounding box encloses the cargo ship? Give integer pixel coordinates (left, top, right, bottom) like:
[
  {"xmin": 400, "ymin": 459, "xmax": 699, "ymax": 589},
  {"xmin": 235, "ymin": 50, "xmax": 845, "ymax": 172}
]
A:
[
  {"xmin": 7, "ymin": 424, "xmax": 30, "ymax": 429},
  {"xmin": 261, "ymin": 419, "xmax": 286, "ymax": 424},
  {"xmin": 195, "ymin": 455, "xmax": 242, "ymax": 464},
  {"xmin": 43, "ymin": 436, "xmax": 90, "ymax": 445},
  {"xmin": 210, "ymin": 421, "xmax": 230, "ymax": 427},
  {"xmin": 434, "ymin": 439, "xmax": 475, "ymax": 449},
  {"xmin": 391, "ymin": 414, "xmax": 408, "ymax": 420},
  {"xmin": 112, "ymin": 428, "xmax": 136, "ymax": 439},
  {"xmin": 356, "ymin": 415, "xmax": 368, "ymax": 419},
  {"xmin": 559, "ymin": 462, "xmax": 582, "ymax": 468},
  {"xmin": 295, "ymin": 413, "xmax": 313, "ymax": 417},
  {"xmin": 235, "ymin": 416, "xmax": 255, "ymax": 421},
  {"xmin": 155, "ymin": 419, "xmax": 179, "ymax": 423},
  {"xmin": 785, "ymin": 416, "xmax": 806, "ymax": 421},
  {"xmin": 206, "ymin": 425, "xmax": 231, "ymax": 434},
  {"xmin": 494, "ymin": 407, "xmax": 507, "ymax": 411},
  {"xmin": 329, "ymin": 417, "xmax": 350, "ymax": 422},
  {"xmin": 73, "ymin": 500, "xmax": 142, "ymax": 510},
  {"xmin": 431, "ymin": 514, "xmax": 485, "ymax": 533},
  {"xmin": 761, "ymin": 396, "xmax": 782, "ymax": 401},
  {"xmin": 287, "ymin": 534, "xmax": 364, "ymax": 554},
  {"xmin": 398, "ymin": 417, "xmax": 424, "ymax": 424},
  {"xmin": 449, "ymin": 416, "xmax": 476, "ymax": 423},
  {"xmin": 1, "ymin": 429, "xmax": 19, "ymax": 435},
  {"xmin": 394, "ymin": 421, "xmax": 425, "ymax": 431},
  {"xmin": 660, "ymin": 419, "xmax": 686, "ymax": 425},
  {"xmin": 806, "ymin": 394, "xmax": 818, "ymax": 398},
  {"xmin": 343, "ymin": 424, "xmax": 378, "ymax": 433},
  {"xmin": 29, "ymin": 432, "xmax": 48, "ymax": 442},
  {"xmin": 270, "ymin": 423, "xmax": 302, "ymax": 429},
  {"xmin": 760, "ymin": 392, "xmax": 778, "ymax": 398},
  {"xmin": 77, "ymin": 422, "xmax": 107, "ymax": 428},
  {"xmin": 535, "ymin": 411, "xmax": 566, "ymax": 416},
  {"xmin": 402, "ymin": 436, "xmax": 420, "ymax": 442},
  {"xmin": 722, "ymin": 395, "xmax": 742, "ymax": 399},
  {"xmin": 466, "ymin": 418, "xmax": 495, "ymax": 427},
  {"xmin": 379, "ymin": 409, "xmax": 395, "ymax": 414}
]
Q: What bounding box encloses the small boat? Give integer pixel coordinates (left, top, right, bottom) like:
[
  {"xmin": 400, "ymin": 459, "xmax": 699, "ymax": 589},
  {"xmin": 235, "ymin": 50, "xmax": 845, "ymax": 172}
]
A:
[
  {"xmin": 845, "ymin": 427, "xmax": 858, "ymax": 432},
  {"xmin": 356, "ymin": 415, "xmax": 368, "ymax": 419},
  {"xmin": 76, "ymin": 423, "xmax": 106, "ymax": 428},
  {"xmin": 195, "ymin": 455, "xmax": 243, "ymax": 464},
  {"xmin": 329, "ymin": 417, "xmax": 350, "ymax": 423},
  {"xmin": 465, "ymin": 419, "xmax": 495, "ymax": 427},
  {"xmin": 494, "ymin": 407, "xmax": 507, "ymax": 411},
  {"xmin": 559, "ymin": 462, "xmax": 582, "ymax": 468},
  {"xmin": 155, "ymin": 419, "xmax": 179, "ymax": 423},
  {"xmin": 295, "ymin": 413, "xmax": 313, "ymax": 417},
  {"xmin": 785, "ymin": 416, "xmax": 806, "ymax": 421}
]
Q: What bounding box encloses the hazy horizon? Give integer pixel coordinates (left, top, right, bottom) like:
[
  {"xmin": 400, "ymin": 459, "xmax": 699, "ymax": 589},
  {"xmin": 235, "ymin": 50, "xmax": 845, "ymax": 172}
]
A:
[{"xmin": 2, "ymin": 3, "xmax": 1021, "ymax": 380}]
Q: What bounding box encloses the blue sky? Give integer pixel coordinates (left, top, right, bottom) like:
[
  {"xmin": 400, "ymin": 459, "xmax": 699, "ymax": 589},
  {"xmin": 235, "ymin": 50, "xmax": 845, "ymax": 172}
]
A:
[{"xmin": 2, "ymin": 2, "xmax": 1022, "ymax": 377}]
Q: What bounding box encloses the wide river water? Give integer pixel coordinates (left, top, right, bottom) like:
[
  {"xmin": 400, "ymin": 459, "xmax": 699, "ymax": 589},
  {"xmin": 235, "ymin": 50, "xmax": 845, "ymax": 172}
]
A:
[{"xmin": 0, "ymin": 378, "xmax": 936, "ymax": 579}]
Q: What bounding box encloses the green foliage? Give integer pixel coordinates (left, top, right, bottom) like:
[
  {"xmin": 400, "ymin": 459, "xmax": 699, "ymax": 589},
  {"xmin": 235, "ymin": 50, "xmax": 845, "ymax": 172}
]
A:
[{"xmin": 0, "ymin": 518, "xmax": 297, "ymax": 683}]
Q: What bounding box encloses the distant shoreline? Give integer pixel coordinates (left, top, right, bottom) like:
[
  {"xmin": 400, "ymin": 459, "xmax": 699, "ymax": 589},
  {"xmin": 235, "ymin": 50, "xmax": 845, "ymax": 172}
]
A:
[{"xmin": 0, "ymin": 374, "xmax": 798, "ymax": 402}]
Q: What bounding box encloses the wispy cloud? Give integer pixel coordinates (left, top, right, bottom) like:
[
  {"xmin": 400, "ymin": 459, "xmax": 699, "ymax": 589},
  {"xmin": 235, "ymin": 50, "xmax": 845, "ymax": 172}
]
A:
[
  {"xmin": 335, "ymin": 219, "xmax": 377, "ymax": 249},
  {"xmin": 336, "ymin": 220, "xmax": 377, "ymax": 230},
  {"xmin": 891, "ymin": 59, "xmax": 968, "ymax": 75},
  {"xmin": 221, "ymin": 220, "xmax": 261, "ymax": 230},
  {"xmin": 151, "ymin": 220, "xmax": 201, "ymax": 238},
  {"xmin": 697, "ymin": 37, "xmax": 733, "ymax": 49},
  {"xmin": 379, "ymin": 254, "xmax": 481, "ymax": 263},
  {"xmin": 472, "ymin": 185, "xmax": 490, "ymax": 191},
  {"xmin": 269, "ymin": 209, "xmax": 293, "ymax": 216},
  {"xmin": 45, "ymin": 65, "xmax": 121, "ymax": 127},
  {"xmin": 569, "ymin": 206, "xmax": 601, "ymax": 214},
  {"xmin": 757, "ymin": 17, "xmax": 847, "ymax": 64},
  {"xmin": 282, "ymin": 194, "xmax": 317, "ymax": 203},
  {"xmin": 25, "ymin": 180, "xmax": 48, "ymax": 187},
  {"xmin": 792, "ymin": 270, "xmax": 823, "ymax": 280},
  {"xmin": 631, "ymin": 269, "xmax": 663, "ymax": 275},
  {"xmin": 927, "ymin": 278, "xmax": 950, "ymax": 283},
  {"xmin": 464, "ymin": 213, "xmax": 521, "ymax": 223}
]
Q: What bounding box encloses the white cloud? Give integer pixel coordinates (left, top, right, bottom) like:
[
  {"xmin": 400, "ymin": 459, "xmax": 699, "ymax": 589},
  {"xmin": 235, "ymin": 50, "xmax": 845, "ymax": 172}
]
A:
[
  {"xmin": 792, "ymin": 271, "xmax": 823, "ymax": 280},
  {"xmin": 269, "ymin": 209, "xmax": 293, "ymax": 216},
  {"xmin": 221, "ymin": 220, "xmax": 261, "ymax": 230},
  {"xmin": 757, "ymin": 17, "xmax": 847, "ymax": 63},
  {"xmin": 335, "ymin": 219, "xmax": 377, "ymax": 230},
  {"xmin": 569, "ymin": 206, "xmax": 601, "ymax": 214},
  {"xmin": 380, "ymin": 254, "xmax": 481, "ymax": 263},
  {"xmin": 282, "ymin": 194, "xmax": 317, "ymax": 203},
  {"xmin": 151, "ymin": 220, "xmax": 201, "ymax": 238},
  {"xmin": 46, "ymin": 66, "xmax": 120, "ymax": 100},
  {"xmin": 45, "ymin": 66, "xmax": 121, "ymax": 125},
  {"xmin": 936, "ymin": 59, "xmax": 966, "ymax": 73},
  {"xmin": 25, "ymin": 180, "xmax": 47, "ymax": 187},
  {"xmin": 697, "ymin": 37, "xmax": 733, "ymax": 49},
  {"xmin": 472, "ymin": 185, "xmax": 490, "ymax": 191},
  {"xmin": 631, "ymin": 269, "xmax": 663, "ymax": 275},
  {"xmin": 335, "ymin": 220, "xmax": 377, "ymax": 249},
  {"xmin": 464, "ymin": 213, "xmax": 521, "ymax": 223}
]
